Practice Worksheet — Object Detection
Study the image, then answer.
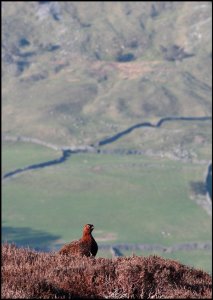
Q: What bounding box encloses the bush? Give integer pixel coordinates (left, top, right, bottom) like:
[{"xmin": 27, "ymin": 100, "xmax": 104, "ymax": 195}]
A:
[{"xmin": 2, "ymin": 243, "xmax": 212, "ymax": 299}]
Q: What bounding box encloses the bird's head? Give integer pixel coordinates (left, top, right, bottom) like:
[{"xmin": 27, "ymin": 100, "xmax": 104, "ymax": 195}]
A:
[{"xmin": 83, "ymin": 224, "xmax": 94, "ymax": 234}]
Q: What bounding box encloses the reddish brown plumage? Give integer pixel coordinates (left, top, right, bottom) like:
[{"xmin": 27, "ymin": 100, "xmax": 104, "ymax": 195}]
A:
[{"xmin": 59, "ymin": 224, "xmax": 98, "ymax": 257}]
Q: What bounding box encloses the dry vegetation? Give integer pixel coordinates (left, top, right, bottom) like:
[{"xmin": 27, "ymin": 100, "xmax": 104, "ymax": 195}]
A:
[
  {"xmin": 91, "ymin": 61, "xmax": 161, "ymax": 80},
  {"xmin": 2, "ymin": 243, "xmax": 212, "ymax": 299}
]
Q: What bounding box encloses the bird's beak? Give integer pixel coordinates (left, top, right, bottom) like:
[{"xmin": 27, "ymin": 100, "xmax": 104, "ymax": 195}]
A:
[{"xmin": 91, "ymin": 225, "xmax": 94, "ymax": 230}]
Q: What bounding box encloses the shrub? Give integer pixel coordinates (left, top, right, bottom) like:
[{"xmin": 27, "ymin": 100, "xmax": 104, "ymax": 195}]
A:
[{"xmin": 2, "ymin": 243, "xmax": 212, "ymax": 299}]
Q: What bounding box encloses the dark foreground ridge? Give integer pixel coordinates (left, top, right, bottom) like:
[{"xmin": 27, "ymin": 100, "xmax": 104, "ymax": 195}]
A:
[{"xmin": 2, "ymin": 243, "xmax": 212, "ymax": 299}]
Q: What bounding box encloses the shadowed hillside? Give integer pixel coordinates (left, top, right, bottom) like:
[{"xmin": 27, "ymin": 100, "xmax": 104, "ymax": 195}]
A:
[{"xmin": 2, "ymin": 243, "xmax": 212, "ymax": 299}]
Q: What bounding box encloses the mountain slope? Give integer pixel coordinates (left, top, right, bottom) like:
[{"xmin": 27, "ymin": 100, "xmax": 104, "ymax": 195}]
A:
[{"xmin": 2, "ymin": 2, "xmax": 212, "ymax": 146}]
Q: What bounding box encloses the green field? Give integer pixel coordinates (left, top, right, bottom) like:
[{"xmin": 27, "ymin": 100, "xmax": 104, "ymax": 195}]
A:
[
  {"xmin": 2, "ymin": 142, "xmax": 212, "ymax": 273},
  {"xmin": 2, "ymin": 141, "xmax": 60, "ymax": 175}
]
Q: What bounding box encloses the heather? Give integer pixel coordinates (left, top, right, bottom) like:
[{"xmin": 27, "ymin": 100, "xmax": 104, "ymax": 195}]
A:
[{"xmin": 2, "ymin": 243, "xmax": 212, "ymax": 299}]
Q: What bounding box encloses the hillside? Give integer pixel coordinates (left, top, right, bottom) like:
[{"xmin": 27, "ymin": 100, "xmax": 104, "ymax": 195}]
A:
[
  {"xmin": 2, "ymin": 2, "xmax": 212, "ymax": 147},
  {"xmin": 2, "ymin": 243, "xmax": 212, "ymax": 299}
]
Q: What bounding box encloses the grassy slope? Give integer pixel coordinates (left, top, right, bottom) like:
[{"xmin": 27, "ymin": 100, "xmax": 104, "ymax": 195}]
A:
[
  {"xmin": 2, "ymin": 2, "xmax": 212, "ymax": 146},
  {"xmin": 2, "ymin": 141, "xmax": 60, "ymax": 174}
]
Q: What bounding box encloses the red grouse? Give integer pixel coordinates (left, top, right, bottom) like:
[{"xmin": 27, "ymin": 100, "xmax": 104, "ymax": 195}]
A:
[{"xmin": 59, "ymin": 224, "xmax": 98, "ymax": 257}]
